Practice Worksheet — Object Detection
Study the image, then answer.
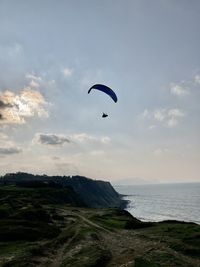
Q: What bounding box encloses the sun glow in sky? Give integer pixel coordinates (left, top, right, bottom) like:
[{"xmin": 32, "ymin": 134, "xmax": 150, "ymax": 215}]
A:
[{"xmin": 0, "ymin": 0, "xmax": 200, "ymax": 183}]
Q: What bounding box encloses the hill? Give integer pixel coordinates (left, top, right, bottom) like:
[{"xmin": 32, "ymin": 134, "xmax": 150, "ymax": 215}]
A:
[
  {"xmin": 0, "ymin": 183, "xmax": 199, "ymax": 267},
  {"xmin": 0, "ymin": 172, "xmax": 127, "ymax": 208}
]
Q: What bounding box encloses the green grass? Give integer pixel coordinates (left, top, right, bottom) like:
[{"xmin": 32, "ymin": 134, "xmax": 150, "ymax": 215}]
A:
[
  {"xmin": 91, "ymin": 209, "xmax": 154, "ymax": 230},
  {"xmin": 0, "ymin": 241, "xmax": 47, "ymax": 267},
  {"xmin": 56, "ymin": 226, "xmax": 76, "ymax": 244},
  {"xmin": 92, "ymin": 215, "xmax": 127, "ymax": 229},
  {"xmin": 137, "ymin": 222, "xmax": 200, "ymax": 260},
  {"xmin": 60, "ymin": 245, "xmax": 111, "ymax": 267}
]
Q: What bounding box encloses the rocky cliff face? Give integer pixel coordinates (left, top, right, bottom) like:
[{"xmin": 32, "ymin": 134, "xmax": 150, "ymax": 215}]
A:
[
  {"xmin": 60, "ymin": 176, "xmax": 127, "ymax": 208},
  {"xmin": 0, "ymin": 172, "xmax": 127, "ymax": 208}
]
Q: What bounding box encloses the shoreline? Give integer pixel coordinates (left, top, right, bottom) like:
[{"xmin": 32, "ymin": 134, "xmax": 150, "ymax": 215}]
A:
[{"xmin": 117, "ymin": 183, "xmax": 200, "ymax": 225}]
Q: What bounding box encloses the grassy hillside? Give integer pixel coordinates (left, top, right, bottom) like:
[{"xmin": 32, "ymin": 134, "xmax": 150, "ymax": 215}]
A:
[
  {"xmin": 0, "ymin": 185, "xmax": 199, "ymax": 267},
  {"xmin": 0, "ymin": 172, "xmax": 127, "ymax": 208}
]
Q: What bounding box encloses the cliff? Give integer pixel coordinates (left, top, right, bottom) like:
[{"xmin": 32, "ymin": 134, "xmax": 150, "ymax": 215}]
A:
[{"xmin": 0, "ymin": 172, "xmax": 127, "ymax": 208}]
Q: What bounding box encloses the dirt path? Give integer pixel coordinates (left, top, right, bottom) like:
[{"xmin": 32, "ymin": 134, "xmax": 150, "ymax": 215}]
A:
[{"xmin": 30, "ymin": 208, "xmax": 200, "ymax": 267}]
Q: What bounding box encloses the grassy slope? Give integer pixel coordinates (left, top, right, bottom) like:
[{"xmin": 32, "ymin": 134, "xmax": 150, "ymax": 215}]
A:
[{"xmin": 0, "ymin": 185, "xmax": 199, "ymax": 267}]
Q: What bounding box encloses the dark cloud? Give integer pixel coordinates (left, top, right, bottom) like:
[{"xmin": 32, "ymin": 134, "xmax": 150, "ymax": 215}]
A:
[
  {"xmin": 52, "ymin": 156, "xmax": 61, "ymax": 160},
  {"xmin": 35, "ymin": 133, "xmax": 71, "ymax": 146},
  {"xmin": 0, "ymin": 146, "xmax": 22, "ymax": 155},
  {"xmin": 0, "ymin": 99, "xmax": 12, "ymax": 121},
  {"xmin": 0, "ymin": 100, "xmax": 12, "ymax": 109}
]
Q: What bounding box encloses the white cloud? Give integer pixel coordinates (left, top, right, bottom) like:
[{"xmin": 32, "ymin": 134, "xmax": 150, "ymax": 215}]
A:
[
  {"xmin": 167, "ymin": 117, "xmax": 178, "ymax": 127},
  {"xmin": 26, "ymin": 72, "xmax": 56, "ymax": 91},
  {"xmin": 140, "ymin": 108, "xmax": 185, "ymax": 128},
  {"xmin": 90, "ymin": 150, "xmax": 105, "ymax": 156},
  {"xmin": 168, "ymin": 109, "xmax": 184, "ymax": 117},
  {"xmin": 71, "ymin": 133, "xmax": 96, "ymax": 143},
  {"xmin": 0, "ymin": 88, "xmax": 48, "ymax": 125},
  {"xmin": 29, "ymin": 79, "xmax": 40, "ymax": 88},
  {"xmin": 71, "ymin": 133, "xmax": 110, "ymax": 145},
  {"xmin": 154, "ymin": 109, "xmax": 166, "ymax": 121},
  {"xmin": 194, "ymin": 74, "xmax": 200, "ymax": 84},
  {"xmin": 25, "ymin": 73, "xmax": 42, "ymax": 82},
  {"xmin": 62, "ymin": 68, "xmax": 73, "ymax": 77},
  {"xmin": 101, "ymin": 136, "xmax": 110, "ymax": 144},
  {"xmin": 170, "ymin": 84, "xmax": 189, "ymax": 96}
]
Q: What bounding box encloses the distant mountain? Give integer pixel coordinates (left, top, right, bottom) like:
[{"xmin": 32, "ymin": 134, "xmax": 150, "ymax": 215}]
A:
[
  {"xmin": 0, "ymin": 172, "xmax": 127, "ymax": 208},
  {"xmin": 113, "ymin": 177, "xmax": 159, "ymax": 186}
]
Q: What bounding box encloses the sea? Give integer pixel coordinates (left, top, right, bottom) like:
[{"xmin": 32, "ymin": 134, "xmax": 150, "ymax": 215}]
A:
[{"xmin": 114, "ymin": 183, "xmax": 200, "ymax": 224}]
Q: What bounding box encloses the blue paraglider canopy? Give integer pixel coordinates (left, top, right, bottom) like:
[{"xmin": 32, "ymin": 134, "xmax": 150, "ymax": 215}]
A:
[{"xmin": 88, "ymin": 84, "xmax": 118, "ymax": 103}]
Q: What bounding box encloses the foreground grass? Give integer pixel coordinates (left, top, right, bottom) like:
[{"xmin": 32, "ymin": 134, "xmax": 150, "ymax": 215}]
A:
[{"xmin": 0, "ymin": 185, "xmax": 199, "ymax": 267}]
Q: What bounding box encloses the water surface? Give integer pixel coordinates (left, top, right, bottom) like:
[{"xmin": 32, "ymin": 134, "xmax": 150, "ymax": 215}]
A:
[{"xmin": 115, "ymin": 183, "xmax": 200, "ymax": 224}]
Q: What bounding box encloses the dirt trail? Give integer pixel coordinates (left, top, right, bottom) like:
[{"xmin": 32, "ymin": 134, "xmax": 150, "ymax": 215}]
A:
[
  {"xmin": 74, "ymin": 213, "xmax": 111, "ymax": 233},
  {"xmin": 30, "ymin": 208, "xmax": 200, "ymax": 267},
  {"xmin": 47, "ymin": 212, "xmax": 110, "ymax": 267}
]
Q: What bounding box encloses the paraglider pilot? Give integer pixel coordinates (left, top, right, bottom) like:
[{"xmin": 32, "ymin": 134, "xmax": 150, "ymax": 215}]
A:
[{"xmin": 102, "ymin": 113, "xmax": 108, "ymax": 118}]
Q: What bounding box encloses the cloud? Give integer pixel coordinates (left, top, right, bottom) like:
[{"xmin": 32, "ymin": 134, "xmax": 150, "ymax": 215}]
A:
[
  {"xmin": 0, "ymin": 135, "xmax": 22, "ymax": 156},
  {"xmin": 29, "ymin": 79, "xmax": 40, "ymax": 88},
  {"xmin": 168, "ymin": 108, "xmax": 184, "ymax": 117},
  {"xmin": 194, "ymin": 74, "xmax": 200, "ymax": 84},
  {"xmin": 25, "ymin": 72, "xmax": 57, "ymax": 94},
  {"xmin": 0, "ymin": 88, "xmax": 48, "ymax": 125},
  {"xmin": 154, "ymin": 109, "xmax": 165, "ymax": 121},
  {"xmin": 0, "ymin": 100, "xmax": 12, "ymax": 109},
  {"xmin": 25, "ymin": 73, "xmax": 42, "ymax": 82},
  {"xmin": 0, "ymin": 133, "xmax": 8, "ymax": 139},
  {"xmin": 90, "ymin": 150, "xmax": 105, "ymax": 156},
  {"xmin": 170, "ymin": 84, "xmax": 189, "ymax": 96},
  {"xmin": 34, "ymin": 133, "xmax": 71, "ymax": 146},
  {"xmin": 71, "ymin": 133, "xmax": 96, "ymax": 143},
  {"xmin": 0, "ymin": 100, "xmax": 13, "ymax": 120},
  {"xmin": 0, "ymin": 146, "xmax": 22, "ymax": 155},
  {"xmin": 140, "ymin": 108, "xmax": 185, "ymax": 128},
  {"xmin": 101, "ymin": 136, "xmax": 111, "ymax": 144},
  {"xmin": 62, "ymin": 68, "xmax": 73, "ymax": 77},
  {"xmin": 34, "ymin": 132, "xmax": 111, "ymax": 149},
  {"xmin": 71, "ymin": 133, "xmax": 110, "ymax": 144}
]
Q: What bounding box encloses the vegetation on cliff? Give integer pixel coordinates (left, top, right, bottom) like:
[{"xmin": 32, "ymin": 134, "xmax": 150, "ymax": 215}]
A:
[
  {"xmin": 0, "ymin": 183, "xmax": 199, "ymax": 267},
  {"xmin": 0, "ymin": 172, "xmax": 127, "ymax": 208}
]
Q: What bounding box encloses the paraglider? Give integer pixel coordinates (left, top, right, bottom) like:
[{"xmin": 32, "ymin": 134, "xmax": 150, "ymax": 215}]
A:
[
  {"xmin": 88, "ymin": 84, "xmax": 117, "ymax": 103},
  {"xmin": 88, "ymin": 84, "xmax": 117, "ymax": 118}
]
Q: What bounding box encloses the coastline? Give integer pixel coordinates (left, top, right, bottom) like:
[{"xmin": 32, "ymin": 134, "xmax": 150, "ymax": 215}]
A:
[{"xmin": 116, "ymin": 183, "xmax": 200, "ymax": 224}]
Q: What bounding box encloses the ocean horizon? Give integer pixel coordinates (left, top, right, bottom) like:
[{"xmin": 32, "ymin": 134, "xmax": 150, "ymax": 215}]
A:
[{"xmin": 114, "ymin": 182, "xmax": 200, "ymax": 224}]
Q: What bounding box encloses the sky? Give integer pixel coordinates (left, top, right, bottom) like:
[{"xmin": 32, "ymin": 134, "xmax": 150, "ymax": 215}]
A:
[{"xmin": 0, "ymin": 0, "xmax": 200, "ymax": 183}]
